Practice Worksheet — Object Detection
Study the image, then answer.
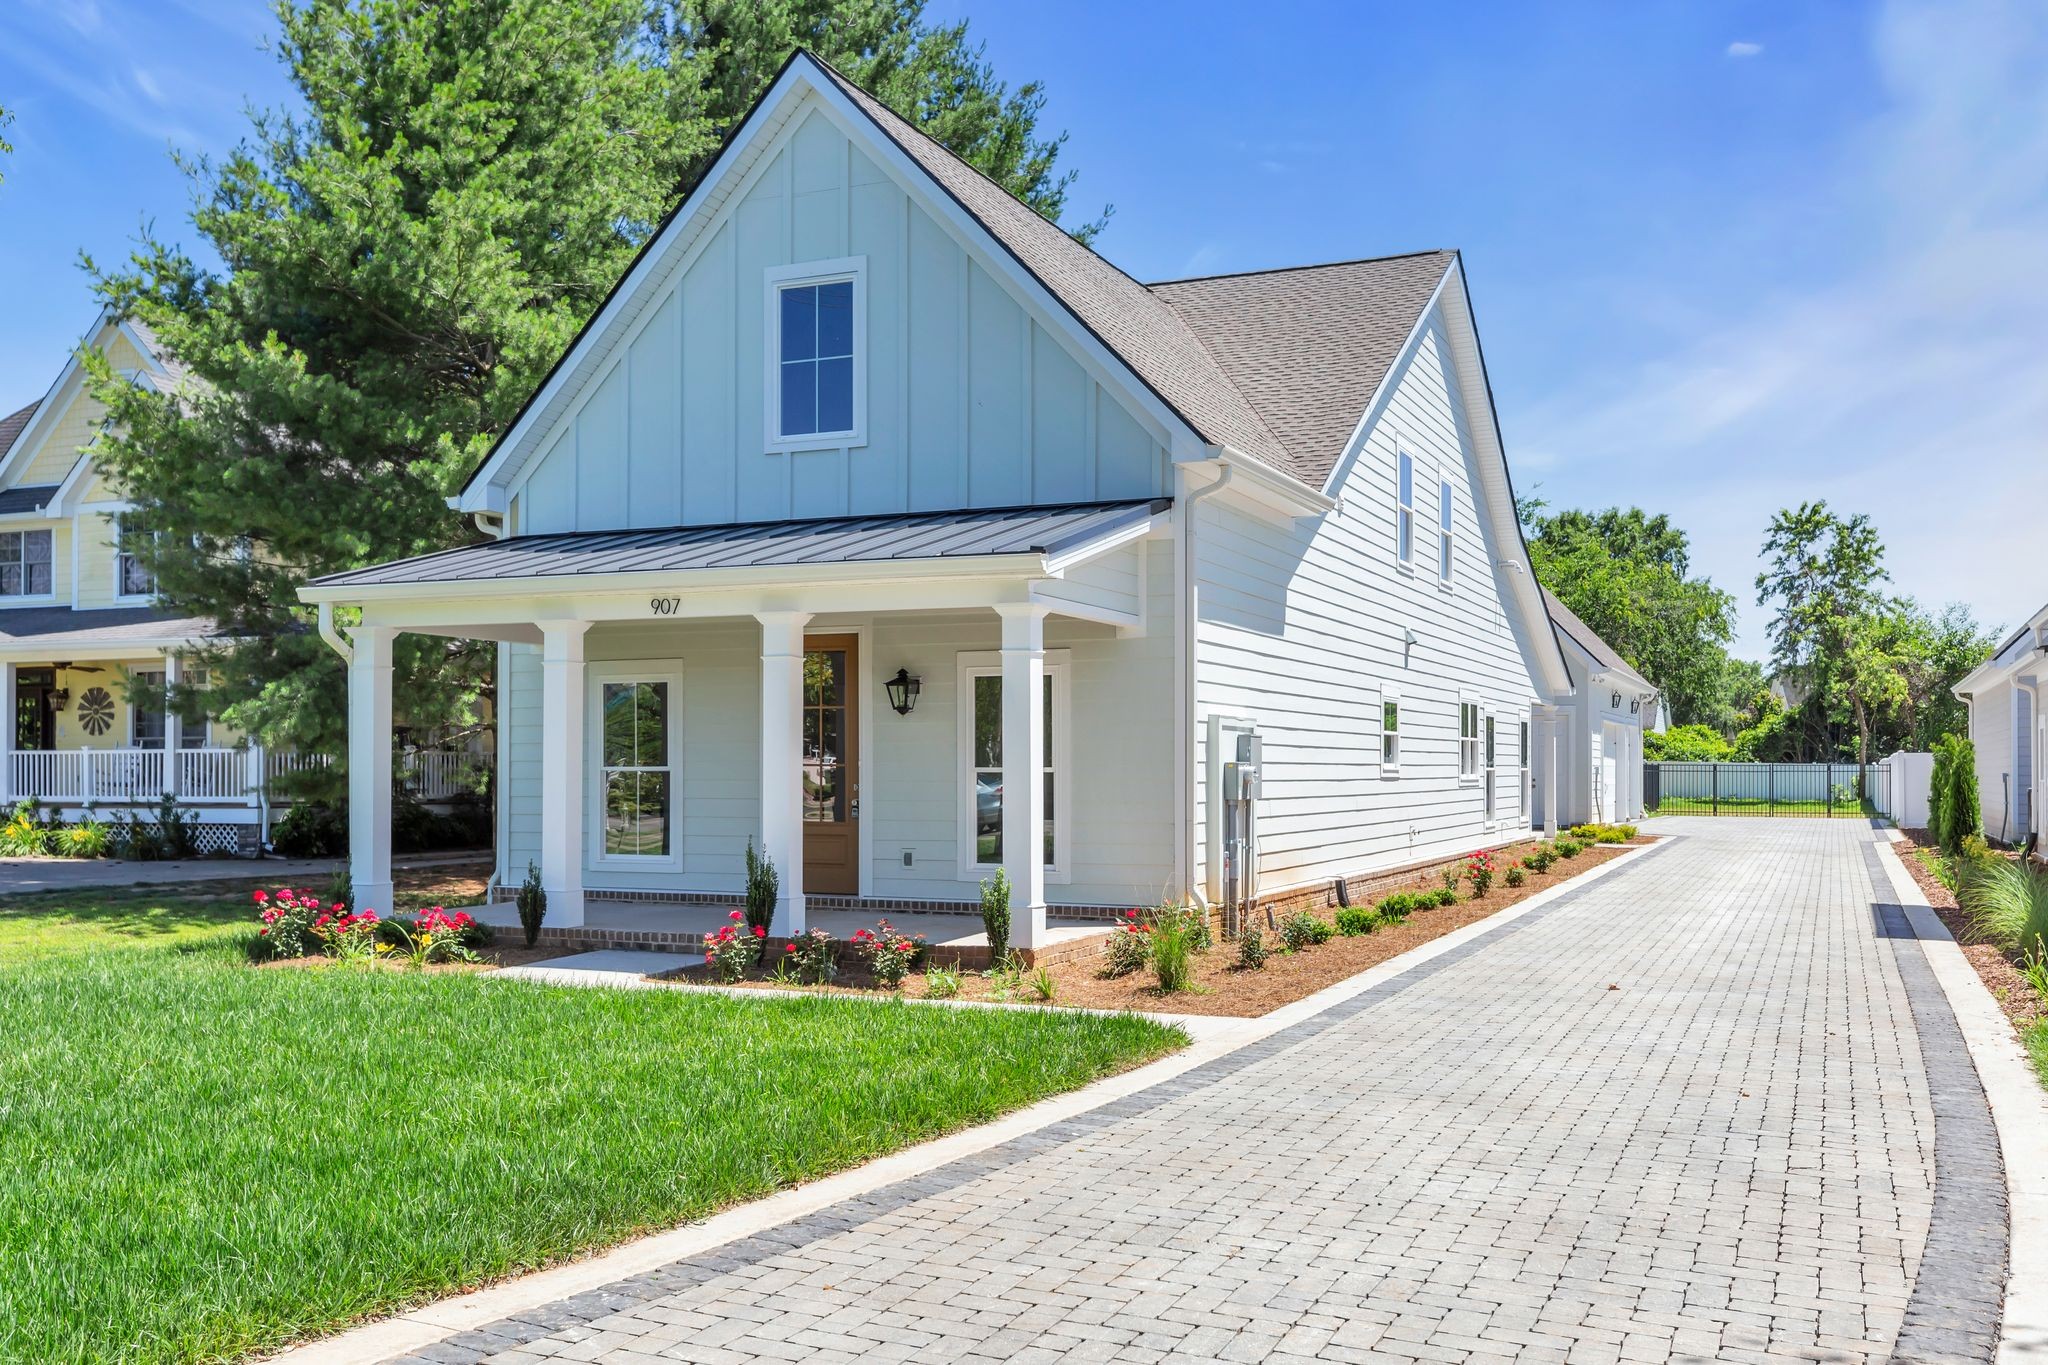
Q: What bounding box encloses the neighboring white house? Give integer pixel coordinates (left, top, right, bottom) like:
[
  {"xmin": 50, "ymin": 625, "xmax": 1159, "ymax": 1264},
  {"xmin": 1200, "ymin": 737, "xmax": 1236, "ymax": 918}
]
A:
[
  {"xmin": 301, "ymin": 50, "xmax": 1576, "ymax": 951},
  {"xmin": 1954, "ymin": 597, "xmax": 2048, "ymax": 850},
  {"xmin": 1534, "ymin": 588, "xmax": 1659, "ymax": 826}
]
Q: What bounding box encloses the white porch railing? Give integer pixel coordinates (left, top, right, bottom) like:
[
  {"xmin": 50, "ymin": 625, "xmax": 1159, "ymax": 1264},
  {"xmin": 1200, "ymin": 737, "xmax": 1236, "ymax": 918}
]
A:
[
  {"xmin": 4, "ymin": 746, "xmax": 484, "ymax": 806},
  {"xmin": 401, "ymin": 749, "xmax": 490, "ymax": 800}
]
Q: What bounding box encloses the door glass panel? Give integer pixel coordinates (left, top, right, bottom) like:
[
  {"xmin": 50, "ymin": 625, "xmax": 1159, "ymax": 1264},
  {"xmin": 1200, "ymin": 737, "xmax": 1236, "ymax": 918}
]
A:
[{"xmin": 802, "ymin": 650, "xmax": 848, "ymax": 823}]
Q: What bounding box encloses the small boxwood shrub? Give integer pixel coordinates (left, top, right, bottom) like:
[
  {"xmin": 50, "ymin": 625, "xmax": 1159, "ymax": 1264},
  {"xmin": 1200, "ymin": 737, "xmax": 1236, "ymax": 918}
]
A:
[
  {"xmin": 1554, "ymin": 837, "xmax": 1584, "ymax": 859},
  {"xmin": 1278, "ymin": 910, "xmax": 1332, "ymax": 951},
  {"xmin": 1334, "ymin": 904, "xmax": 1382, "ymax": 936},
  {"xmin": 1569, "ymin": 823, "xmax": 1636, "ymax": 845},
  {"xmin": 1505, "ymin": 865, "xmax": 1526, "ymax": 888},
  {"xmin": 1524, "ymin": 844, "xmax": 1557, "ymax": 873}
]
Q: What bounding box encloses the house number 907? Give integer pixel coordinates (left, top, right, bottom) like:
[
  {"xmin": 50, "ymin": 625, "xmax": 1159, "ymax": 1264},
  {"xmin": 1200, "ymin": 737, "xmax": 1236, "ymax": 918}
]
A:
[{"xmin": 649, "ymin": 596, "xmax": 683, "ymax": 616}]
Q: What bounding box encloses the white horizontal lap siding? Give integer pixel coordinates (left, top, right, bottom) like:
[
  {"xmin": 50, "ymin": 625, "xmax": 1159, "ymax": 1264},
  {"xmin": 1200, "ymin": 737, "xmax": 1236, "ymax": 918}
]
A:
[
  {"xmin": 1193, "ymin": 309, "xmax": 1540, "ymax": 896},
  {"xmin": 1971, "ymin": 678, "xmax": 2012, "ymax": 840},
  {"xmin": 507, "ymin": 98, "xmax": 1170, "ymax": 535},
  {"xmin": 1034, "ymin": 541, "xmax": 1143, "ymax": 618},
  {"xmin": 501, "ymin": 642, "xmax": 543, "ymax": 886}
]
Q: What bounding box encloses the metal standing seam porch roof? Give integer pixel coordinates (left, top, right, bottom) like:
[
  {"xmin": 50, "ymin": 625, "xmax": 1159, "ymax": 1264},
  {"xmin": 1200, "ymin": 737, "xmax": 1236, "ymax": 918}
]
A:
[{"xmin": 307, "ymin": 499, "xmax": 1169, "ymax": 593}]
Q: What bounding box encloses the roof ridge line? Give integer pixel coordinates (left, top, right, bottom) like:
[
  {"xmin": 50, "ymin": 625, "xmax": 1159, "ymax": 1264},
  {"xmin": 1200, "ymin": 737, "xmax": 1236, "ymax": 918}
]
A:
[{"xmin": 1146, "ymin": 249, "xmax": 1455, "ymax": 289}]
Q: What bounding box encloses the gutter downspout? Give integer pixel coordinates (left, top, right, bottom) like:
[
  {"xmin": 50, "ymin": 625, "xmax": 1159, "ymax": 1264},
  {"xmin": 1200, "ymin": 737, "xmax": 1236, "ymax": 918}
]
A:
[
  {"xmin": 1179, "ymin": 460, "xmax": 1234, "ymax": 910},
  {"xmin": 2021, "ymin": 675, "xmax": 2042, "ymax": 853},
  {"xmin": 316, "ymin": 601, "xmax": 352, "ymax": 665}
]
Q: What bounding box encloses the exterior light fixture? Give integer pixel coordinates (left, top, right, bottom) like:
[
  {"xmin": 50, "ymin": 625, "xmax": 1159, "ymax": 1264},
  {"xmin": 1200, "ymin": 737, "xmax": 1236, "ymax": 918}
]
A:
[
  {"xmin": 885, "ymin": 668, "xmax": 921, "ymax": 716},
  {"xmin": 1610, "ymin": 690, "xmax": 1622, "ymax": 708}
]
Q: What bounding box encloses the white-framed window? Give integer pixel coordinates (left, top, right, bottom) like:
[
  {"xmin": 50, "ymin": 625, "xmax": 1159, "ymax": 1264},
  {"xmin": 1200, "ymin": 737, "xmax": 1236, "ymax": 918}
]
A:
[
  {"xmin": 128, "ymin": 669, "xmax": 211, "ymax": 749},
  {"xmin": 1520, "ymin": 716, "xmax": 1532, "ymax": 817},
  {"xmin": 1437, "ymin": 476, "xmax": 1455, "ymax": 583},
  {"xmin": 115, "ymin": 516, "xmax": 158, "ymax": 600},
  {"xmin": 1395, "ymin": 448, "xmax": 1415, "ymax": 568},
  {"xmin": 1483, "ymin": 712, "xmax": 1497, "ymax": 821},
  {"xmin": 0, "ymin": 528, "xmax": 54, "ymax": 598},
  {"xmin": 763, "ymin": 257, "xmax": 866, "ymax": 451},
  {"xmin": 1380, "ymin": 688, "xmax": 1401, "ymax": 773},
  {"xmin": 588, "ymin": 667, "xmax": 681, "ymax": 866},
  {"xmin": 957, "ymin": 651, "xmax": 1069, "ymax": 880},
  {"xmin": 1458, "ymin": 699, "xmax": 1480, "ymax": 780}
]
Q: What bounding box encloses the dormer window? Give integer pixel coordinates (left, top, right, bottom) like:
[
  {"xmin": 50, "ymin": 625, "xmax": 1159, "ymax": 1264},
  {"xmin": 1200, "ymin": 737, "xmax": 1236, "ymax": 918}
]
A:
[
  {"xmin": 764, "ymin": 258, "xmax": 865, "ymax": 451},
  {"xmin": 0, "ymin": 529, "xmax": 53, "ymax": 598}
]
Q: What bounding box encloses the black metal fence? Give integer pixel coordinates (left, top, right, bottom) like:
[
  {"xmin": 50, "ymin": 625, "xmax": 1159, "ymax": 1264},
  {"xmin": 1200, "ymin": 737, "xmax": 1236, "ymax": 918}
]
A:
[{"xmin": 1644, "ymin": 761, "xmax": 1894, "ymax": 820}]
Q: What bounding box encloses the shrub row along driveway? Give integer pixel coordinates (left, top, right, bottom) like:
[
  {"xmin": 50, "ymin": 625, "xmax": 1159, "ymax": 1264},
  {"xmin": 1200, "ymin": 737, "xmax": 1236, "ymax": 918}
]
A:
[{"xmin": 402, "ymin": 819, "xmax": 2002, "ymax": 1365}]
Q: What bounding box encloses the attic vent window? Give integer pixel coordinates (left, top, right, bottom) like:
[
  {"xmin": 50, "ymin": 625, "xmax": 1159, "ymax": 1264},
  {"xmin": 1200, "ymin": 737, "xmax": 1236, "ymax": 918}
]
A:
[{"xmin": 764, "ymin": 257, "xmax": 866, "ymax": 452}]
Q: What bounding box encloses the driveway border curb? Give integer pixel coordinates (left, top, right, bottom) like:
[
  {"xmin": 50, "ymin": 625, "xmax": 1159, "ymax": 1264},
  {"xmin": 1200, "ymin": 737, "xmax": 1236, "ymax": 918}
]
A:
[{"xmin": 265, "ymin": 840, "xmax": 1665, "ymax": 1365}]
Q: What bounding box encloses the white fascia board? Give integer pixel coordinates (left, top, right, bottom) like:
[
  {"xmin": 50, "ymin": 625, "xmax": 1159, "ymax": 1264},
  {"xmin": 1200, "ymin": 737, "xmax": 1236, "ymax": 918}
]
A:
[
  {"xmin": 298, "ymin": 550, "xmax": 1050, "ymax": 607},
  {"xmin": 1213, "ymin": 444, "xmax": 1336, "ymax": 519}
]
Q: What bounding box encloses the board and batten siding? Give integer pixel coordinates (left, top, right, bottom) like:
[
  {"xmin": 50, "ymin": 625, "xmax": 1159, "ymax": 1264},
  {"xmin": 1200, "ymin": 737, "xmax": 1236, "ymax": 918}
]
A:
[
  {"xmin": 506, "ymin": 101, "xmax": 1169, "ymax": 536},
  {"xmin": 496, "ymin": 538, "xmax": 1176, "ymax": 906},
  {"xmin": 1192, "ymin": 306, "xmax": 1544, "ymax": 897}
]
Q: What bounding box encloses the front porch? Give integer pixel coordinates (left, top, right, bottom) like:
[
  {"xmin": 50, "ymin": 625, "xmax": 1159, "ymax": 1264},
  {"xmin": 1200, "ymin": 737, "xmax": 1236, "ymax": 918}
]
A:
[{"xmin": 304, "ymin": 501, "xmax": 1176, "ymax": 958}]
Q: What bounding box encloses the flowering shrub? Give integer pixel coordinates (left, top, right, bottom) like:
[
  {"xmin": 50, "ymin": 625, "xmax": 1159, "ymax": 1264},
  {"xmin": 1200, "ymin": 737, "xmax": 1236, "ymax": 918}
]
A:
[
  {"xmin": 313, "ymin": 905, "xmax": 381, "ymax": 965},
  {"xmin": 384, "ymin": 907, "xmax": 481, "ymax": 969},
  {"xmin": 1101, "ymin": 910, "xmax": 1152, "ymax": 977},
  {"xmin": 784, "ymin": 928, "xmax": 836, "ymax": 985},
  {"xmin": 1524, "ymin": 844, "xmax": 1557, "ymax": 873},
  {"xmin": 1465, "ymin": 850, "xmax": 1496, "ymax": 897},
  {"xmin": 0, "ymin": 801, "xmax": 49, "ymax": 857},
  {"xmin": 703, "ymin": 909, "xmax": 764, "ymax": 984},
  {"xmin": 253, "ymin": 888, "xmax": 319, "ymax": 959},
  {"xmin": 849, "ymin": 919, "xmax": 925, "ymax": 987},
  {"xmin": 1505, "ymin": 865, "xmax": 1526, "ymax": 888}
]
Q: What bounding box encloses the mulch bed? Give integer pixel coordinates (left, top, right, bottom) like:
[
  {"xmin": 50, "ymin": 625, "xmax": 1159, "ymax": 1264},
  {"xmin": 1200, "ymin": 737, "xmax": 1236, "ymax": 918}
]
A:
[
  {"xmin": 258, "ymin": 943, "xmax": 560, "ymax": 974},
  {"xmin": 655, "ymin": 838, "xmax": 1650, "ymax": 1018},
  {"xmin": 1894, "ymin": 828, "xmax": 2046, "ymax": 1030}
]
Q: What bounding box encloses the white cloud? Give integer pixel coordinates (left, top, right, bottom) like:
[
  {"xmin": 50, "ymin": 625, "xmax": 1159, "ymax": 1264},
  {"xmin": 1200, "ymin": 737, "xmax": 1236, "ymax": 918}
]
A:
[
  {"xmin": 1519, "ymin": 0, "xmax": 2048, "ymax": 657},
  {"xmin": 1726, "ymin": 40, "xmax": 1764, "ymax": 57}
]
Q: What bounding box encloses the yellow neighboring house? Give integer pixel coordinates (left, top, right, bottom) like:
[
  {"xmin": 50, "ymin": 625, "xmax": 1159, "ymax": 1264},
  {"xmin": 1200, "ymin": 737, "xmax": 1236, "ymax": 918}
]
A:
[{"xmin": 0, "ymin": 310, "xmax": 305, "ymax": 852}]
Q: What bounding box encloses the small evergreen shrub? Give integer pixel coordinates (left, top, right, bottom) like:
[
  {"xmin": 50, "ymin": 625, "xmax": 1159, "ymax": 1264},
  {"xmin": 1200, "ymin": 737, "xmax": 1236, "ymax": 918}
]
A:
[
  {"xmin": 271, "ymin": 800, "xmax": 346, "ymax": 858},
  {"xmin": 1505, "ymin": 865, "xmax": 1526, "ymax": 888},
  {"xmin": 1935, "ymin": 734, "xmax": 1981, "ymax": 855},
  {"xmin": 979, "ymin": 868, "xmax": 1013, "ymax": 963},
  {"xmin": 1554, "ymin": 837, "xmax": 1584, "ymax": 858},
  {"xmin": 1929, "ymin": 742, "xmax": 1955, "ymax": 847},
  {"xmin": 1278, "ymin": 910, "xmax": 1332, "ymax": 951},
  {"xmin": 742, "ymin": 840, "xmax": 778, "ymax": 952},
  {"xmin": 1525, "ymin": 844, "xmax": 1557, "ymax": 873},
  {"xmin": 515, "ymin": 860, "xmax": 546, "ymax": 947},
  {"xmin": 1335, "ymin": 905, "xmax": 1382, "ymax": 936}
]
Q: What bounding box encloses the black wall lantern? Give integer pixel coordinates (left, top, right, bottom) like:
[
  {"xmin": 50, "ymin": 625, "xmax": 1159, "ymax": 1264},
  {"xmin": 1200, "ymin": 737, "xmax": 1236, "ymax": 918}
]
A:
[
  {"xmin": 1610, "ymin": 689, "xmax": 1622, "ymax": 709},
  {"xmin": 885, "ymin": 668, "xmax": 922, "ymax": 716}
]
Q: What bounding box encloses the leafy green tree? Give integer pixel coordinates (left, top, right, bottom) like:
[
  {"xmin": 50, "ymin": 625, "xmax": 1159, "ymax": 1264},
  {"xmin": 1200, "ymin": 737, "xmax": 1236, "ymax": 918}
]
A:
[
  {"xmin": 84, "ymin": 0, "xmax": 1097, "ymax": 762},
  {"xmin": 1520, "ymin": 503, "xmax": 1736, "ymax": 728},
  {"xmin": 1643, "ymin": 724, "xmax": 1730, "ymax": 762},
  {"xmin": 1754, "ymin": 501, "xmax": 1888, "ymax": 760}
]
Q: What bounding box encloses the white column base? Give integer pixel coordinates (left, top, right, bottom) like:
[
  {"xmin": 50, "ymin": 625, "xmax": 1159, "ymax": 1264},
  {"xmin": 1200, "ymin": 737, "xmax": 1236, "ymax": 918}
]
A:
[{"xmin": 757, "ymin": 612, "xmax": 812, "ymax": 937}]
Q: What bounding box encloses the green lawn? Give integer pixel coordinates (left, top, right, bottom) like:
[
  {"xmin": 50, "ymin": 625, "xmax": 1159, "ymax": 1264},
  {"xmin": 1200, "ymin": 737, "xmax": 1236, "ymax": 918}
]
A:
[
  {"xmin": 1648, "ymin": 798, "xmax": 1880, "ymax": 819},
  {"xmin": 0, "ymin": 885, "xmax": 249, "ymax": 962},
  {"xmin": 0, "ymin": 911, "xmax": 1184, "ymax": 1363}
]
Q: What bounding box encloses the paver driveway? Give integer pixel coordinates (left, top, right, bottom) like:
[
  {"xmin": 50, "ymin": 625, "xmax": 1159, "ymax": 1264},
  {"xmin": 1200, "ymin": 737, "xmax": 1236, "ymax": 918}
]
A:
[{"xmin": 399, "ymin": 819, "xmax": 2002, "ymax": 1364}]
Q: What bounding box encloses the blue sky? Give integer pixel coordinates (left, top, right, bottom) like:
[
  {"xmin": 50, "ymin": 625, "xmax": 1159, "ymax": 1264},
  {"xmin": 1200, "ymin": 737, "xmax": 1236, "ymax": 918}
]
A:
[{"xmin": 2, "ymin": 0, "xmax": 2042, "ymax": 659}]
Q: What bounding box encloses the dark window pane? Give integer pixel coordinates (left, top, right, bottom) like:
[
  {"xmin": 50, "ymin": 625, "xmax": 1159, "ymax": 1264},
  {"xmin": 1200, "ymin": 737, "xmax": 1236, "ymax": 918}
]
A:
[
  {"xmin": 25, "ymin": 531, "xmax": 52, "ymax": 565},
  {"xmin": 1398, "ymin": 511, "xmax": 1411, "ymax": 562},
  {"xmin": 817, "ymin": 280, "xmax": 853, "ymax": 355},
  {"xmin": 780, "ymin": 285, "xmax": 816, "ymax": 362},
  {"xmin": 803, "ymin": 761, "xmax": 839, "ymax": 822},
  {"xmin": 1043, "ymin": 682, "xmax": 1054, "ymax": 767},
  {"xmin": 605, "ymin": 771, "xmax": 670, "ymax": 856},
  {"xmin": 803, "ymin": 650, "xmax": 843, "ymax": 706},
  {"xmin": 602, "ymin": 681, "xmax": 666, "ymax": 767},
  {"xmin": 781, "ymin": 359, "xmax": 816, "ymax": 435},
  {"xmin": 1382, "ymin": 700, "xmax": 1398, "ymax": 732},
  {"xmin": 815, "ymin": 357, "xmax": 853, "ymax": 433},
  {"xmin": 973, "ymin": 675, "xmax": 1001, "ymax": 768},
  {"xmin": 27, "ymin": 563, "xmax": 51, "ymax": 595},
  {"xmin": 802, "ymin": 707, "xmax": 821, "ymax": 757},
  {"xmin": 1043, "ymin": 772, "xmax": 1055, "ymax": 866},
  {"xmin": 975, "ymin": 771, "xmax": 1002, "ymax": 862},
  {"xmin": 0, "ymin": 565, "xmax": 19, "ymax": 596}
]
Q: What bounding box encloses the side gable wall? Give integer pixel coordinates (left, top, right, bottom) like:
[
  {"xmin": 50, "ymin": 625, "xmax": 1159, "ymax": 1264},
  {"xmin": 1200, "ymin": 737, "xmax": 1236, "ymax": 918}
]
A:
[
  {"xmin": 509, "ymin": 101, "xmax": 1170, "ymax": 534},
  {"xmin": 1193, "ymin": 303, "xmax": 1546, "ymax": 895}
]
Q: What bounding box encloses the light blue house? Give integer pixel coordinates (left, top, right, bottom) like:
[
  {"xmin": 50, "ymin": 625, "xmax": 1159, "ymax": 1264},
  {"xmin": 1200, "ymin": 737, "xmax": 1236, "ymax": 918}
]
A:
[{"xmin": 303, "ymin": 51, "xmax": 1575, "ymax": 955}]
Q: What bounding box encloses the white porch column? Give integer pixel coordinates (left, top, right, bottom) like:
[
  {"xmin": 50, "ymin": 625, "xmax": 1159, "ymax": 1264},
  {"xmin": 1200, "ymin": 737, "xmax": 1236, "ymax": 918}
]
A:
[
  {"xmin": 756, "ymin": 611, "xmax": 812, "ymax": 936},
  {"xmin": 0, "ymin": 661, "xmax": 15, "ymax": 804},
  {"xmin": 539, "ymin": 621, "xmax": 591, "ymax": 928},
  {"xmin": 1544, "ymin": 713, "xmax": 1561, "ymax": 840},
  {"xmin": 996, "ymin": 603, "xmax": 1049, "ymax": 952},
  {"xmin": 163, "ymin": 653, "xmax": 183, "ymax": 797},
  {"xmin": 347, "ymin": 626, "xmax": 396, "ymax": 915}
]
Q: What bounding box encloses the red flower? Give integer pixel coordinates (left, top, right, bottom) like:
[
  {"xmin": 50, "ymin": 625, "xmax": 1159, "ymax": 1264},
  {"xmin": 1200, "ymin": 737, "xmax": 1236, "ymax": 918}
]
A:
[
  {"xmin": 252, "ymin": 890, "xmax": 268, "ymax": 904},
  {"xmin": 753, "ymin": 926, "xmax": 765, "ymax": 937},
  {"xmin": 727, "ymin": 909, "xmax": 743, "ymax": 921}
]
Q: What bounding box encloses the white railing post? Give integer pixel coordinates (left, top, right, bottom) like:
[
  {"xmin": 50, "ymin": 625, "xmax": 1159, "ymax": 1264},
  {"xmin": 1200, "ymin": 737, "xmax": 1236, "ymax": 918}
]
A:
[
  {"xmin": 247, "ymin": 744, "xmax": 265, "ymax": 807},
  {"xmin": 164, "ymin": 654, "xmax": 183, "ymax": 798},
  {"xmin": 0, "ymin": 662, "xmax": 14, "ymax": 806},
  {"xmin": 81, "ymin": 745, "xmax": 95, "ymax": 804}
]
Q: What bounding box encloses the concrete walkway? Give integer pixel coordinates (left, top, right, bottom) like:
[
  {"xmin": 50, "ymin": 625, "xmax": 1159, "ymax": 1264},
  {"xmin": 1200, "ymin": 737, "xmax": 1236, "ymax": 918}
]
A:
[{"xmin": 382, "ymin": 820, "xmax": 2001, "ymax": 1364}]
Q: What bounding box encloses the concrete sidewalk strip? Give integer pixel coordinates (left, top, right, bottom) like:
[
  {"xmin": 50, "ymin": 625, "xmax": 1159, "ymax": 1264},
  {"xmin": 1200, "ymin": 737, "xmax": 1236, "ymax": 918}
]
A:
[
  {"xmin": 1872, "ymin": 832, "xmax": 2048, "ymax": 1364},
  {"xmin": 267, "ymin": 842, "xmax": 1662, "ymax": 1365}
]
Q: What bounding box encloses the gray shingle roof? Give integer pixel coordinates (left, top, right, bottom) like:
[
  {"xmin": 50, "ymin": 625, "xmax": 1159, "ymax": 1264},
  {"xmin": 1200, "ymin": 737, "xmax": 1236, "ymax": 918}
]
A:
[
  {"xmin": 0, "ymin": 483, "xmax": 61, "ymax": 516},
  {"xmin": 0, "ymin": 605, "xmax": 219, "ymax": 650},
  {"xmin": 0, "ymin": 400, "xmax": 39, "ymax": 459},
  {"xmin": 1542, "ymin": 586, "xmax": 1653, "ymax": 692},
  {"xmin": 811, "ymin": 61, "xmax": 1295, "ymax": 476},
  {"xmin": 310, "ymin": 499, "xmax": 1166, "ymax": 590},
  {"xmin": 1150, "ymin": 254, "xmax": 1456, "ymax": 485}
]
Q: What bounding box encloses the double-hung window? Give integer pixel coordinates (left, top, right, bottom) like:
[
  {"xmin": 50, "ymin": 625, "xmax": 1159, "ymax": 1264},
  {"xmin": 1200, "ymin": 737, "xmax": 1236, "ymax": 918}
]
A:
[
  {"xmin": 1458, "ymin": 700, "xmax": 1480, "ymax": 779},
  {"xmin": 1395, "ymin": 450, "xmax": 1415, "ymax": 567},
  {"xmin": 765, "ymin": 258, "xmax": 865, "ymax": 450},
  {"xmin": 129, "ymin": 670, "xmax": 209, "ymax": 749},
  {"xmin": 1520, "ymin": 717, "xmax": 1532, "ymax": 816},
  {"xmin": 116, "ymin": 517, "xmax": 158, "ymax": 599},
  {"xmin": 1380, "ymin": 690, "xmax": 1401, "ymax": 773},
  {"xmin": 1483, "ymin": 713, "xmax": 1497, "ymax": 820},
  {"xmin": 0, "ymin": 529, "xmax": 53, "ymax": 598},
  {"xmin": 594, "ymin": 674, "xmax": 676, "ymax": 861},
  {"xmin": 1438, "ymin": 477, "xmax": 1455, "ymax": 583},
  {"xmin": 959, "ymin": 653, "xmax": 1067, "ymax": 877}
]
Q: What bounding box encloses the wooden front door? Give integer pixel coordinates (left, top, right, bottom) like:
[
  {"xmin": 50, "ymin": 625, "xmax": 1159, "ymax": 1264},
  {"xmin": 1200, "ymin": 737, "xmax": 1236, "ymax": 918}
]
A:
[{"xmin": 801, "ymin": 635, "xmax": 859, "ymax": 895}]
